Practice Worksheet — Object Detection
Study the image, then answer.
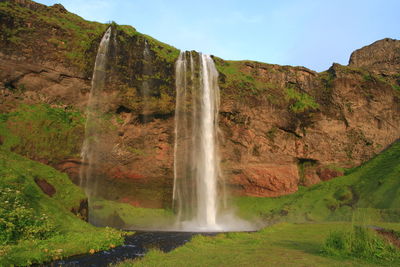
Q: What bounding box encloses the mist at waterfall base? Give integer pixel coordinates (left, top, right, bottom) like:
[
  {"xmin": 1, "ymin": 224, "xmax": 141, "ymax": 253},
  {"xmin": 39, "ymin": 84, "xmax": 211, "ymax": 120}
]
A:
[{"xmin": 79, "ymin": 28, "xmax": 256, "ymax": 232}]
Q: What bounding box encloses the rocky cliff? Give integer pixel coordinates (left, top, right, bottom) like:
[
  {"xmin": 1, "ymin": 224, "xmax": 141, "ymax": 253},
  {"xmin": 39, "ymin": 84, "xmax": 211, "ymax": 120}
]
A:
[{"xmin": 1, "ymin": 0, "xmax": 399, "ymax": 206}]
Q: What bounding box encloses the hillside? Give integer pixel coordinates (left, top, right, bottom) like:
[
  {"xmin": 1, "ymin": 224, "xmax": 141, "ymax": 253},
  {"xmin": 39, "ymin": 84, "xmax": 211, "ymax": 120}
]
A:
[
  {"xmin": 236, "ymin": 139, "xmax": 400, "ymax": 223},
  {"xmin": 0, "ymin": 148, "xmax": 124, "ymax": 266}
]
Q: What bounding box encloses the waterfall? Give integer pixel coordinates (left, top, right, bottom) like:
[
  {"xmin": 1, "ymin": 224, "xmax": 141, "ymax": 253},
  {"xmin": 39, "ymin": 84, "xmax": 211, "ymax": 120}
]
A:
[
  {"xmin": 173, "ymin": 51, "xmax": 254, "ymax": 231},
  {"xmin": 142, "ymin": 40, "xmax": 151, "ymax": 122},
  {"xmin": 173, "ymin": 51, "xmax": 221, "ymax": 230},
  {"xmin": 80, "ymin": 27, "xmax": 112, "ymax": 200}
]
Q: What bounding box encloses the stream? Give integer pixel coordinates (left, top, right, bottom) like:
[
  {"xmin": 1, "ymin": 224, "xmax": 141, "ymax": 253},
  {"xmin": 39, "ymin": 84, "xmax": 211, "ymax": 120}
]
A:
[{"xmin": 44, "ymin": 231, "xmax": 216, "ymax": 267}]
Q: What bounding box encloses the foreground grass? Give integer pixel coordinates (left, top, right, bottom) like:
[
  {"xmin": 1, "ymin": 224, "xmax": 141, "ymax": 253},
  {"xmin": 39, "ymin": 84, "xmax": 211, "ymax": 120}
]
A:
[
  {"xmin": 117, "ymin": 222, "xmax": 400, "ymax": 267},
  {"xmin": 323, "ymin": 225, "xmax": 400, "ymax": 263},
  {"xmin": 0, "ymin": 149, "xmax": 125, "ymax": 266}
]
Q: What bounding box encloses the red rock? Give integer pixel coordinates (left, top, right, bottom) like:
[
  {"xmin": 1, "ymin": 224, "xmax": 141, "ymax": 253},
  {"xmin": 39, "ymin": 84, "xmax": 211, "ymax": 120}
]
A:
[
  {"xmin": 55, "ymin": 158, "xmax": 82, "ymax": 184},
  {"xmin": 110, "ymin": 167, "xmax": 145, "ymax": 180},
  {"xmin": 230, "ymin": 164, "xmax": 299, "ymax": 197},
  {"xmin": 34, "ymin": 177, "xmax": 56, "ymax": 197},
  {"xmin": 120, "ymin": 197, "xmax": 141, "ymax": 207},
  {"xmin": 317, "ymin": 168, "xmax": 343, "ymax": 181}
]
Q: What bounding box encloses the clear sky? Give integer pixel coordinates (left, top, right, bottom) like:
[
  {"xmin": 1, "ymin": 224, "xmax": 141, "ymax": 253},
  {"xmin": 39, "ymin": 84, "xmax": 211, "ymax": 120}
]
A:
[{"xmin": 36, "ymin": 0, "xmax": 399, "ymax": 72}]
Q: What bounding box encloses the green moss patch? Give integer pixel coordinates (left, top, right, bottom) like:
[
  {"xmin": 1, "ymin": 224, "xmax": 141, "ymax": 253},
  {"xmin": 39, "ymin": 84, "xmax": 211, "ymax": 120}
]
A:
[
  {"xmin": 0, "ymin": 104, "xmax": 84, "ymax": 164},
  {"xmin": 285, "ymin": 87, "xmax": 319, "ymax": 113},
  {"xmin": 214, "ymin": 59, "xmax": 282, "ymax": 102}
]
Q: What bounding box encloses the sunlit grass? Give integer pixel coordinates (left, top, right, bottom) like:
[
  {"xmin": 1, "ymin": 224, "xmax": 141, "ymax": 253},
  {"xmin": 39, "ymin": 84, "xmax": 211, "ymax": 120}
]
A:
[{"xmin": 117, "ymin": 222, "xmax": 400, "ymax": 267}]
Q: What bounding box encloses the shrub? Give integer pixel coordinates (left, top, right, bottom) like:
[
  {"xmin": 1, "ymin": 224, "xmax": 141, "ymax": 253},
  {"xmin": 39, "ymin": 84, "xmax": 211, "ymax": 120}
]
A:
[
  {"xmin": 0, "ymin": 186, "xmax": 56, "ymax": 245},
  {"xmin": 323, "ymin": 226, "xmax": 400, "ymax": 262}
]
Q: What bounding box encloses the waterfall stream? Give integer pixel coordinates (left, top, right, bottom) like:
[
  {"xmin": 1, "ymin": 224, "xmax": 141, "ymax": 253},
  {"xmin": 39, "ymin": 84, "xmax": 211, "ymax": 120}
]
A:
[
  {"xmin": 173, "ymin": 51, "xmax": 253, "ymax": 231},
  {"xmin": 173, "ymin": 52, "xmax": 222, "ymax": 230},
  {"xmin": 142, "ymin": 39, "xmax": 151, "ymax": 122},
  {"xmin": 80, "ymin": 27, "xmax": 112, "ymax": 217}
]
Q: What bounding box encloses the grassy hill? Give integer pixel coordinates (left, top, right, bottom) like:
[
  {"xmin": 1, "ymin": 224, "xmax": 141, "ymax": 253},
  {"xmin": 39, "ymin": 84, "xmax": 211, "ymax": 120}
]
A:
[
  {"xmin": 235, "ymin": 139, "xmax": 400, "ymax": 224},
  {"xmin": 0, "ymin": 149, "xmax": 124, "ymax": 266}
]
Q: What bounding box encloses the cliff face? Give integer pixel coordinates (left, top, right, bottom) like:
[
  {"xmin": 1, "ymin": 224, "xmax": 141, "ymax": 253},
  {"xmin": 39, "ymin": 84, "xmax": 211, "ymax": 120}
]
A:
[
  {"xmin": 349, "ymin": 38, "xmax": 400, "ymax": 75},
  {"xmin": 217, "ymin": 60, "xmax": 400, "ymax": 196},
  {"xmin": 1, "ymin": 0, "xmax": 400, "ymax": 205}
]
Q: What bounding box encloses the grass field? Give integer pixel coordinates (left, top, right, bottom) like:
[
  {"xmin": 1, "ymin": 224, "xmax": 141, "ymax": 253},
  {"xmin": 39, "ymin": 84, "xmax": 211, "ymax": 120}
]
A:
[{"xmin": 117, "ymin": 222, "xmax": 400, "ymax": 267}]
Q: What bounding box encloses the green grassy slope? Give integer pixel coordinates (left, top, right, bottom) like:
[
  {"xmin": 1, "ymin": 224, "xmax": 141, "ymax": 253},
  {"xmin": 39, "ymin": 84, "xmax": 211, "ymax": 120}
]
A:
[
  {"xmin": 235, "ymin": 140, "xmax": 400, "ymax": 223},
  {"xmin": 0, "ymin": 104, "xmax": 84, "ymax": 165},
  {"xmin": 117, "ymin": 222, "xmax": 400, "ymax": 267},
  {"xmin": 0, "ymin": 149, "xmax": 124, "ymax": 266}
]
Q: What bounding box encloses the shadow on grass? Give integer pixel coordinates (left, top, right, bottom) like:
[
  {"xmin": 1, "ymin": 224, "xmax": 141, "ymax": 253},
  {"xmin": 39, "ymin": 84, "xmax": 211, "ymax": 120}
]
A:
[
  {"xmin": 274, "ymin": 240, "xmax": 392, "ymax": 266},
  {"xmin": 273, "ymin": 240, "xmax": 321, "ymax": 255}
]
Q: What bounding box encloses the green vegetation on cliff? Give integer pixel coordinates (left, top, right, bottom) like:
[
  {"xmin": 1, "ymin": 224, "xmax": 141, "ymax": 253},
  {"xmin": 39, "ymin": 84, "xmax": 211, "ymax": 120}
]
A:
[
  {"xmin": 214, "ymin": 59, "xmax": 281, "ymax": 101},
  {"xmin": 0, "ymin": 104, "xmax": 84, "ymax": 164},
  {"xmin": 113, "ymin": 24, "xmax": 179, "ymax": 116},
  {"xmin": 214, "ymin": 58, "xmax": 320, "ymax": 114},
  {"xmin": 285, "ymin": 87, "xmax": 319, "ymax": 112},
  {"xmin": 0, "ymin": 0, "xmax": 179, "ymax": 80},
  {"xmin": 0, "ymin": 149, "xmax": 124, "ymax": 266},
  {"xmin": 116, "ymin": 24, "xmax": 179, "ymax": 65},
  {"xmin": 0, "ymin": 0, "xmax": 107, "ymax": 74}
]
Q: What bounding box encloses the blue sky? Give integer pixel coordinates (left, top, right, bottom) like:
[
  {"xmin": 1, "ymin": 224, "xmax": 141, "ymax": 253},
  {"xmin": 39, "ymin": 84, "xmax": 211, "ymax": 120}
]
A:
[{"xmin": 37, "ymin": 0, "xmax": 399, "ymax": 72}]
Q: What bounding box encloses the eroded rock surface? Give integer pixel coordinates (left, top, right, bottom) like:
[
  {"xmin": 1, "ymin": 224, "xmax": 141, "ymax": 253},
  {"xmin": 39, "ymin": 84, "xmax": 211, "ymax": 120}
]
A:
[
  {"xmin": 34, "ymin": 177, "xmax": 56, "ymax": 197},
  {"xmin": 349, "ymin": 38, "xmax": 400, "ymax": 75}
]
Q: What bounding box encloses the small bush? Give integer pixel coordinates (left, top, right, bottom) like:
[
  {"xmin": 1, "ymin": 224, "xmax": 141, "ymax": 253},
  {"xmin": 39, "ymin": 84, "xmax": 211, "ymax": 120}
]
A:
[
  {"xmin": 0, "ymin": 186, "xmax": 56, "ymax": 245},
  {"xmin": 323, "ymin": 226, "xmax": 400, "ymax": 262}
]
